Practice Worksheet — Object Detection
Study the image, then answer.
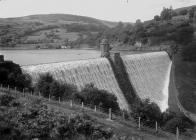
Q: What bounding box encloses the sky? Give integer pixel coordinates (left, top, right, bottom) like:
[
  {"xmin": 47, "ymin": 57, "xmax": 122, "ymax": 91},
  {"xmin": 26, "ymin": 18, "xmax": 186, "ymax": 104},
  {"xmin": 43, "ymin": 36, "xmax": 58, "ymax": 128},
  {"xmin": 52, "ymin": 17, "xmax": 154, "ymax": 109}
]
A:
[{"xmin": 0, "ymin": 0, "xmax": 196, "ymax": 22}]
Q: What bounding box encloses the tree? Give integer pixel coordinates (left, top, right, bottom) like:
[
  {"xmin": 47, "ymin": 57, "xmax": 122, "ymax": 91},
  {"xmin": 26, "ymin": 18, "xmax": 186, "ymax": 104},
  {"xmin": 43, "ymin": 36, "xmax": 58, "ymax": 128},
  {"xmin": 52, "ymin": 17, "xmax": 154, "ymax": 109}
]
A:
[
  {"xmin": 179, "ymin": 9, "xmax": 188, "ymax": 15},
  {"xmin": 36, "ymin": 73, "xmax": 54, "ymax": 97},
  {"xmin": 73, "ymin": 83, "xmax": 120, "ymax": 113},
  {"xmin": 0, "ymin": 61, "xmax": 32, "ymax": 90},
  {"xmin": 182, "ymin": 42, "xmax": 196, "ymax": 61},
  {"xmin": 36, "ymin": 73, "xmax": 77, "ymax": 99},
  {"xmin": 163, "ymin": 115, "xmax": 194, "ymax": 133},
  {"xmin": 131, "ymin": 99, "xmax": 162, "ymax": 126},
  {"xmin": 160, "ymin": 7, "xmax": 173, "ymax": 21},
  {"xmin": 154, "ymin": 15, "xmax": 161, "ymax": 21}
]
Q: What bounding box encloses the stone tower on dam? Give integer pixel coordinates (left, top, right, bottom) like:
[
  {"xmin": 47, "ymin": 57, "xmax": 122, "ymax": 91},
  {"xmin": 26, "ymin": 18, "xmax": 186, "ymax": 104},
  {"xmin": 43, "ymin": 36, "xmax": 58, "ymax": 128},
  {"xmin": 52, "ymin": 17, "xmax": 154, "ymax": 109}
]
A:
[{"xmin": 100, "ymin": 39, "xmax": 110, "ymax": 58}]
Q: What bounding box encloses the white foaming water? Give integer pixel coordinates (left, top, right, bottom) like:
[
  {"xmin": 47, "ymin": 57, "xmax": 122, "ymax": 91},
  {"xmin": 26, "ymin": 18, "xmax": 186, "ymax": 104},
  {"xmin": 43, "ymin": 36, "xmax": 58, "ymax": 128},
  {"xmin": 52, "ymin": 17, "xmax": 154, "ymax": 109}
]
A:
[
  {"xmin": 23, "ymin": 58, "xmax": 129, "ymax": 110},
  {"xmin": 122, "ymin": 52, "xmax": 172, "ymax": 112},
  {"xmin": 23, "ymin": 51, "xmax": 172, "ymax": 112}
]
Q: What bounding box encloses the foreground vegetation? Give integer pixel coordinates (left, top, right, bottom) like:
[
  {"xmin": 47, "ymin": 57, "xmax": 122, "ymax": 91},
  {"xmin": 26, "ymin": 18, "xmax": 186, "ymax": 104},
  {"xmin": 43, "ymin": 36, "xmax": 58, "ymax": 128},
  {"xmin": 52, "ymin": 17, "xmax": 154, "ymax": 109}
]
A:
[{"xmin": 0, "ymin": 94, "xmax": 113, "ymax": 140}]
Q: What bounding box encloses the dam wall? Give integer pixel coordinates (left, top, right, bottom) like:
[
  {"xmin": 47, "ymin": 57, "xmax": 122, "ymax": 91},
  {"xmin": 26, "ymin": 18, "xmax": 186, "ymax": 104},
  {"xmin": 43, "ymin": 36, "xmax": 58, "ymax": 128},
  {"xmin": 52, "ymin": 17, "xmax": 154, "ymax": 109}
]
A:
[
  {"xmin": 23, "ymin": 51, "xmax": 172, "ymax": 112},
  {"xmin": 22, "ymin": 58, "xmax": 129, "ymax": 110},
  {"xmin": 121, "ymin": 52, "xmax": 172, "ymax": 112}
]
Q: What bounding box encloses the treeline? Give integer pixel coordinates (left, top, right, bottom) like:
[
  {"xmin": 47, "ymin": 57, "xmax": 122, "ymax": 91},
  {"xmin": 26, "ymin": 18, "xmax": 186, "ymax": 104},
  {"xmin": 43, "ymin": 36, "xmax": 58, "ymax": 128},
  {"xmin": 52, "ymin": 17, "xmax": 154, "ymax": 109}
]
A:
[
  {"xmin": 83, "ymin": 6, "xmax": 195, "ymax": 47},
  {"xmin": 79, "ymin": 6, "xmax": 196, "ymax": 61}
]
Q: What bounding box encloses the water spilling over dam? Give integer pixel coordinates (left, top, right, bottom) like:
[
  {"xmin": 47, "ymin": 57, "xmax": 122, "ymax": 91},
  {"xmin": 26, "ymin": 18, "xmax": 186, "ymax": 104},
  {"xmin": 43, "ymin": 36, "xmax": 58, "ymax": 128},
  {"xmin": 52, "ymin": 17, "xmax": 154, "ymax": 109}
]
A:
[
  {"xmin": 23, "ymin": 51, "xmax": 172, "ymax": 112},
  {"xmin": 22, "ymin": 58, "xmax": 129, "ymax": 110},
  {"xmin": 122, "ymin": 52, "xmax": 172, "ymax": 112}
]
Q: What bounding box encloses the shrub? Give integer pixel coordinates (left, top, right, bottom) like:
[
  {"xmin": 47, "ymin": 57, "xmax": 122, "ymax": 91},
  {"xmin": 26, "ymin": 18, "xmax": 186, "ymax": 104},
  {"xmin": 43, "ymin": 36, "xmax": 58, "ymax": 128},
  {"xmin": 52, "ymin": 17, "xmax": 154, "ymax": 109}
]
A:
[
  {"xmin": 163, "ymin": 115, "xmax": 194, "ymax": 133},
  {"xmin": 0, "ymin": 96, "xmax": 113, "ymax": 140},
  {"xmin": 160, "ymin": 110, "xmax": 176, "ymax": 126},
  {"xmin": 181, "ymin": 42, "xmax": 196, "ymax": 61},
  {"xmin": 35, "ymin": 73, "xmax": 77, "ymax": 100},
  {"xmin": 0, "ymin": 95, "xmax": 15, "ymax": 107},
  {"xmin": 131, "ymin": 99, "xmax": 162, "ymax": 126},
  {"xmin": 73, "ymin": 83, "xmax": 120, "ymax": 113},
  {"xmin": 0, "ymin": 61, "xmax": 32, "ymax": 90}
]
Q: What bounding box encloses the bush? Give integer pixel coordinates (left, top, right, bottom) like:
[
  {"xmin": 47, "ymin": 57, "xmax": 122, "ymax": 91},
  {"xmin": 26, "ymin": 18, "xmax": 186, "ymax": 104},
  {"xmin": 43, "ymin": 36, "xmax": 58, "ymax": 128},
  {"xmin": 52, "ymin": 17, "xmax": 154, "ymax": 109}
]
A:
[
  {"xmin": 50, "ymin": 81, "xmax": 77, "ymax": 100},
  {"xmin": 0, "ymin": 61, "xmax": 32, "ymax": 90},
  {"xmin": 0, "ymin": 95, "xmax": 15, "ymax": 107},
  {"xmin": 131, "ymin": 99, "xmax": 162, "ymax": 126},
  {"xmin": 163, "ymin": 115, "xmax": 194, "ymax": 133},
  {"xmin": 35, "ymin": 73, "xmax": 77, "ymax": 100},
  {"xmin": 181, "ymin": 42, "xmax": 196, "ymax": 61},
  {"xmin": 160, "ymin": 110, "xmax": 176, "ymax": 126},
  {"xmin": 73, "ymin": 83, "xmax": 120, "ymax": 113},
  {"xmin": 0, "ymin": 96, "xmax": 113, "ymax": 140}
]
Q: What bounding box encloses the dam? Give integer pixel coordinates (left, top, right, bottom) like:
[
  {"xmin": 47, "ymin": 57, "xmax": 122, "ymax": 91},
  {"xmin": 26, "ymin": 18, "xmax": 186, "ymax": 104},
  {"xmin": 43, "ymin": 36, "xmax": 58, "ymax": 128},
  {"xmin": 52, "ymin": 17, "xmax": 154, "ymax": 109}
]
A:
[
  {"xmin": 23, "ymin": 58, "xmax": 129, "ymax": 110},
  {"xmin": 23, "ymin": 51, "xmax": 172, "ymax": 112},
  {"xmin": 122, "ymin": 52, "xmax": 172, "ymax": 112}
]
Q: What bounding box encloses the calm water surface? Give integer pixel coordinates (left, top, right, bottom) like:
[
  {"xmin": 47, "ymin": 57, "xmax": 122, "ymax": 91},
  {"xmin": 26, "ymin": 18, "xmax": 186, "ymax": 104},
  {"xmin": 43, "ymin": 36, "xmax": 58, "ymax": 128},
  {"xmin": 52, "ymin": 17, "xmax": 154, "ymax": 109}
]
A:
[{"xmin": 0, "ymin": 49, "xmax": 101, "ymax": 66}]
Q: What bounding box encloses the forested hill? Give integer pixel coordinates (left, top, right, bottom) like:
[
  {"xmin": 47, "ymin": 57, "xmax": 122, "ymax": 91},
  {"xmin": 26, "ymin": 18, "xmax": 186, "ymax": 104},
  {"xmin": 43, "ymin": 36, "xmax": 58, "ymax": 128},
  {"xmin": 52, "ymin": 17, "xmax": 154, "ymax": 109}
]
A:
[
  {"xmin": 0, "ymin": 14, "xmax": 118, "ymax": 49},
  {"xmin": 0, "ymin": 14, "xmax": 117, "ymax": 27},
  {"xmin": 1, "ymin": 5, "xmax": 196, "ymax": 50},
  {"xmin": 174, "ymin": 5, "xmax": 196, "ymax": 13}
]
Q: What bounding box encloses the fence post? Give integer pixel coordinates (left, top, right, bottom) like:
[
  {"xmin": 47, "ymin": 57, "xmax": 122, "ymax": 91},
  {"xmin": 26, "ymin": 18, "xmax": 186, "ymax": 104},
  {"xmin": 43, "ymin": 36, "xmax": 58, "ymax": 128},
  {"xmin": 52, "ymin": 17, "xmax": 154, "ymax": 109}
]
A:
[
  {"xmin": 23, "ymin": 89, "xmax": 25, "ymax": 97},
  {"xmin": 39, "ymin": 92, "xmax": 41, "ymax": 97},
  {"xmin": 94, "ymin": 105, "xmax": 97, "ymax": 112},
  {"xmin": 14, "ymin": 87, "xmax": 16, "ymax": 92},
  {"xmin": 82, "ymin": 102, "xmax": 84, "ymax": 108},
  {"xmin": 70, "ymin": 100, "xmax": 73, "ymax": 107},
  {"xmin": 176, "ymin": 127, "xmax": 179, "ymax": 140},
  {"xmin": 122, "ymin": 112, "xmax": 125, "ymax": 120},
  {"xmin": 68, "ymin": 115, "xmax": 71, "ymax": 123},
  {"xmin": 8, "ymin": 85, "xmax": 9, "ymax": 91},
  {"xmin": 49, "ymin": 94, "xmax": 51, "ymax": 101},
  {"xmin": 155, "ymin": 121, "xmax": 158, "ymax": 132},
  {"xmin": 58, "ymin": 97, "xmax": 60, "ymax": 103},
  {"xmin": 108, "ymin": 108, "xmax": 112, "ymax": 120},
  {"xmin": 138, "ymin": 117, "xmax": 141, "ymax": 130}
]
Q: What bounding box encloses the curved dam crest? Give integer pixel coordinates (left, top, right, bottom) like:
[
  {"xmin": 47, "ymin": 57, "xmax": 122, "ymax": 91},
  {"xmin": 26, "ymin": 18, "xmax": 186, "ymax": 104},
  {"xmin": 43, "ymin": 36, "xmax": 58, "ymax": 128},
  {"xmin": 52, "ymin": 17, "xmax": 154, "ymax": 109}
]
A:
[{"xmin": 23, "ymin": 51, "xmax": 172, "ymax": 112}]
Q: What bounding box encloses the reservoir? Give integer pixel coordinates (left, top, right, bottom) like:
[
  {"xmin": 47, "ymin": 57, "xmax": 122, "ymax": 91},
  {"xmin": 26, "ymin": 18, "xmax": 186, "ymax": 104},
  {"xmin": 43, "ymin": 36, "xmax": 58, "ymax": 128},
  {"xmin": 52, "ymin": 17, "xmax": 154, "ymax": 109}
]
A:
[{"xmin": 0, "ymin": 49, "xmax": 101, "ymax": 66}]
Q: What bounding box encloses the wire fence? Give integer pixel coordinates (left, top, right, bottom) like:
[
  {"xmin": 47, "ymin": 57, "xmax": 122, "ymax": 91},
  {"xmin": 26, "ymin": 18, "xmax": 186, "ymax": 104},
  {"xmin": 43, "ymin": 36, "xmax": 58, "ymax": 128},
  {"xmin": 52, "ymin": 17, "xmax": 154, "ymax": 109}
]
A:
[{"xmin": 0, "ymin": 84, "xmax": 188, "ymax": 140}]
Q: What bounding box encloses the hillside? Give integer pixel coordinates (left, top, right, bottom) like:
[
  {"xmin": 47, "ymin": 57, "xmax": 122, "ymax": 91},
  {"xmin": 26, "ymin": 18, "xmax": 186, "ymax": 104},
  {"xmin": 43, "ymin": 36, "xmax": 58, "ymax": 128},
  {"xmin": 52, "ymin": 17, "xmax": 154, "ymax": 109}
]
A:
[
  {"xmin": 174, "ymin": 5, "xmax": 196, "ymax": 13},
  {"xmin": 1, "ymin": 88, "xmax": 196, "ymax": 140},
  {"xmin": 0, "ymin": 14, "xmax": 118, "ymax": 49},
  {"xmin": 4, "ymin": 14, "xmax": 117, "ymax": 26}
]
